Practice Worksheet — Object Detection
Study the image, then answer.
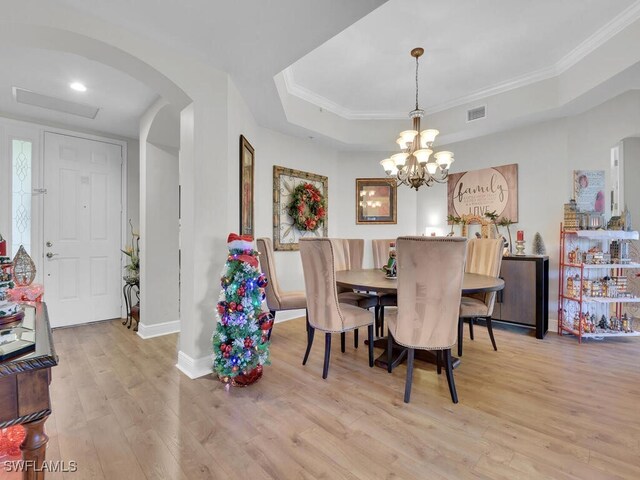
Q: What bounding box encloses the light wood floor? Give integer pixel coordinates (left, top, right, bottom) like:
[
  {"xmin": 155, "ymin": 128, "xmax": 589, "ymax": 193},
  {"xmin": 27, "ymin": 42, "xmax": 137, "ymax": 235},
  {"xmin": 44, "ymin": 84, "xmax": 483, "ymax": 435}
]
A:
[{"xmin": 3, "ymin": 318, "xmax": 640, "ymax": 479}]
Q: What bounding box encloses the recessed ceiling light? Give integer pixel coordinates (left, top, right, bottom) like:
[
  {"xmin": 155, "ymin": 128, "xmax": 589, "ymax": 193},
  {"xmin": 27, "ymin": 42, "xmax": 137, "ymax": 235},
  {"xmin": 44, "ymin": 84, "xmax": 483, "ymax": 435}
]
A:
[{"xmin": 69, "ymin": 82, "xmax": 87, "ymax": 92}]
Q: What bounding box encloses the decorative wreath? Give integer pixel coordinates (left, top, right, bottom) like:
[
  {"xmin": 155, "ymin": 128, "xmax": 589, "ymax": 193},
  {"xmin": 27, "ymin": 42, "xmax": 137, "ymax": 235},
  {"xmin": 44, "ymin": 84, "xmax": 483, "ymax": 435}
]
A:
[{"xmin": 287, "ymin": 183, "xmax": 327, "ymax": 232}]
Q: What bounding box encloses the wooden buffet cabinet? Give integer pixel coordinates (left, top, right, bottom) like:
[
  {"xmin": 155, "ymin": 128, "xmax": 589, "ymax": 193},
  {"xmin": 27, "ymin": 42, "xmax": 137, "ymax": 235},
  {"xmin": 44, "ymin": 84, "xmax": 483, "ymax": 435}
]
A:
[
  {"xmin": 492, "ymin": 255, "xmax": 549, "ymax": 339},
  {"xmin": 0, "ymin": 303, "xmax": 58, "ymax": 479}
]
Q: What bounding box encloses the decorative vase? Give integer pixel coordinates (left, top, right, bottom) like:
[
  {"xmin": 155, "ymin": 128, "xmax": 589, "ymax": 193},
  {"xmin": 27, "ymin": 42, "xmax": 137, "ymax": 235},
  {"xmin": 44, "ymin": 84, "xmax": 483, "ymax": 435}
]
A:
[
  {"xmin": 229, "ymin": 365, "xmax": 263, "ymax": 387},
  {"xmin": 12, "ymin": 245, "xmax": 36, "ymax": 286}
]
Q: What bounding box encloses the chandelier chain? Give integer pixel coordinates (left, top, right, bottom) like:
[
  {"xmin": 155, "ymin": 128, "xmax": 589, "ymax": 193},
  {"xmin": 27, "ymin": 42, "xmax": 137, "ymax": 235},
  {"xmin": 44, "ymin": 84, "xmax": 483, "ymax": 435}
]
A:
[{"xmin": 415, "ymin": 55, "xmax": 419, "ymax": 111}]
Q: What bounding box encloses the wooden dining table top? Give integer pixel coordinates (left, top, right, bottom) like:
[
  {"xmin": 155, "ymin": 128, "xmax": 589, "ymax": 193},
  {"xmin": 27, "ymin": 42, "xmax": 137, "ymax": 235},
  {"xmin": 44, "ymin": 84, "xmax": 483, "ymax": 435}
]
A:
[{"xmin": 335, "ymin": 269, "xmax": 504, "ymax": 295}]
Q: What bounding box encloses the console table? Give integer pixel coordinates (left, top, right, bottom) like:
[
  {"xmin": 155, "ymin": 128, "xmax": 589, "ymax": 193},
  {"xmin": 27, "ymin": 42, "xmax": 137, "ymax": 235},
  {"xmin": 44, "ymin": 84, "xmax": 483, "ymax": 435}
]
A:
[
  {"xmin": 493, "ymin": 255, "xmax": 549, "ymax": 339},
  {"xmin": 122, "ymin": 279, "xmax": 140, "ymax": 331},
  {"xmin": 0, "ymin": 303, "xmax": 58, "ymax": 479}
]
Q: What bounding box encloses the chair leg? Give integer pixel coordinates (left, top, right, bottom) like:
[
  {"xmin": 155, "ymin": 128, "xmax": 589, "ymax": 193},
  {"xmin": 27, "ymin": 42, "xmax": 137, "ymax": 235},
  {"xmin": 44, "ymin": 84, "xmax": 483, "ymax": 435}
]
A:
[
  {"xmin": 387, "ymin": 332, "xmax": 394, "ymax": 373},
  {"xmin": 268, "ymin": 310, "xmax": 276, "ymax": 340},
  {"xmin": 436, "ymin": 350, "xmax": 442, "ymax": 375},
  {"xmin": 322, "ymin": 333, "xmax": 332, "ymax": 379},
  {"xmin": 443, "ymin": 348, "xmax": 459, "ymax": 404},
  {"xmin": 340, "ymin": 332, "xmax": 346, "ymax": 353},
  {"xmin": 304, "ymin": 309, "xmax": 308, "ymax": 332},
  {"xmin": 367, "ymin": 324, "xmax": 374, "ymax": 367},
  {"xmin": 380, "ymin": 305, "xmax": 385, "ymax": 336},
  {"xmin": 457, "ymin": 317, "xmax": 464, "ymax": 357},
  {"xmin": 374, "ymin": 305, "xmax": 380, "ymax": 337},
  {"xmin": 404, "ymin": 348, "xmax": 415, "ymax": 403},
  {"xmin": 486, "ymin": 317, "xmax": 498, "ymax": 351},
  {"xmin": 469, "ymin": 318, "xmax": 475, "ymax": 340},
  {"xmin": 354, "ymin": 328, "xmax": 359, "ymax": 349},
  {"xmin": 302, "ymin": 323, "xmax": 315, "ymax": 365}
]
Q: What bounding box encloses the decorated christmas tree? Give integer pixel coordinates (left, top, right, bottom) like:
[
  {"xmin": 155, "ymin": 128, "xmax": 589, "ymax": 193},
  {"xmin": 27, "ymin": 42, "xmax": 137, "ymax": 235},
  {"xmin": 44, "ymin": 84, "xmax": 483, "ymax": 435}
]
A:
[{"xmin": 212, "ymin": 233, "xmax": 273, "ymax": 386}]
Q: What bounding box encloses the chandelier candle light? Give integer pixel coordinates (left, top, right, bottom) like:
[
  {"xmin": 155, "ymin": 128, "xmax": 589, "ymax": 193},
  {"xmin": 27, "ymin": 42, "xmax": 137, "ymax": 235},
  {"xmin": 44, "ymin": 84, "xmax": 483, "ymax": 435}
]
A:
[{"xmin": 380, "ymin": 48, "xmax": 454, "ymax": 190}]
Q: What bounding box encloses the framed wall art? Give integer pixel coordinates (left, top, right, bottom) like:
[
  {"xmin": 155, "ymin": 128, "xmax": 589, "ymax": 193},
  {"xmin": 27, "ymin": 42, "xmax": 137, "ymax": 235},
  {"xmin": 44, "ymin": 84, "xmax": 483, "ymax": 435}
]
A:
[
  {"xmin": 239, "ymin": 135, "xmax": 255, "ymax": 236},
  {"xmin": 273, "ymin": 166, "xmax": 328, "ymax": 251},
  {"xmin": 573, "ymin": 170, "xmax": 605, "ymax": 213},
  {"xmin": 355, "ymin": 178, "xmax": 397, "ymax": 224},
  {"xmin": 447, "ymin": 163, "xmax": 518, "ymax": 222}
]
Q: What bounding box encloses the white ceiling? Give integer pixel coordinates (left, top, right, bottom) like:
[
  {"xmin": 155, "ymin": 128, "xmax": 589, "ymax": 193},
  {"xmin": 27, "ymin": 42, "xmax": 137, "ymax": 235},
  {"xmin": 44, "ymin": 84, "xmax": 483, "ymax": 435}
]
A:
[
  {"xmin": 0, "ymin": 47, "xmax": 157, "ymax": 138},
  {"xmin": 50, "ymin": 0, "xmax": 387, "ymax": 131},
  {"xmin": 285, "ymin": 0, "xmax": 637, "ymax": 119},
  {"xmin": 2, "ymin": 0, "xmax": 640, "ymax": 147}
]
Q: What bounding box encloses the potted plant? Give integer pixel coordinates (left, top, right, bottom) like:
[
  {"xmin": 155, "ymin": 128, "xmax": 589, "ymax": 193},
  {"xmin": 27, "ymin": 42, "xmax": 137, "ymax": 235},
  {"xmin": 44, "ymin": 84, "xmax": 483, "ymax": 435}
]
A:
[{"xmin": 122, "ymin": 220, "xmax": 140, "ymax": 284}]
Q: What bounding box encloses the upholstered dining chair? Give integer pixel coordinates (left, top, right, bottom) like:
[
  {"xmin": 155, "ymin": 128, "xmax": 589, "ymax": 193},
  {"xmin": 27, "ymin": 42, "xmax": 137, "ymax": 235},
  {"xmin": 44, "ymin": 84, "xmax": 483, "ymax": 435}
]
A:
[
  {"xmin": 371, "ymin": 238, "xmax": 398, "ymax": 337},
  {"xmin": 386, "ymin": 236, "xmax": 467, "ymax": 403},
  {"xmin": 457, "ymin": 238, "xmax": 504, "ymax": 356},
  {"xmin": 335, "ymin": 239, "xmax": 378, "ymax": 349},
  {"xmin": 299, "ymin": 238, "xmax": 375, "ymax": 379},
  {"xmin": 256, "ymin": 238, "xmax": 307, "ymax": 338}
]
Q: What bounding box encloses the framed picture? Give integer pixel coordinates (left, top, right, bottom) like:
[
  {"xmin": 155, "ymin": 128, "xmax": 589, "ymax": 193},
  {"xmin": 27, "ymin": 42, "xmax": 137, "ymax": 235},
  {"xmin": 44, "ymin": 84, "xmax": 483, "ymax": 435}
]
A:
[
  {"xmin": 239, "ymin": 135, "xmax": 255, "ymax": 236},
  {"xmin": 355, "ymin": 178, "xmax": 397, "ymax": 224},
  {"xmin": 273, "ymin": 166, "xmax": 328, "ymax": 251},
  {"xmin": 573, "ymin": 170, "xmax": 605, "ymax": 213},
  {"xmin": 447, "ymin": 163, "xmax": 518, "ymax": 222}
]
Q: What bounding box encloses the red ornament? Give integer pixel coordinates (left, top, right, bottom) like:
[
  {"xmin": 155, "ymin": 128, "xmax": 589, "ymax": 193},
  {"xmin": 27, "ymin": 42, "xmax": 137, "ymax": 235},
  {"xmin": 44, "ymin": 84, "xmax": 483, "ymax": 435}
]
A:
[
  {"xmin": 236, "ymin": 304, "xmax": 243, "ymax": 312},
  {"xmin": 229, "ymin": 302, "xmax": 237, "ymax": 311}
]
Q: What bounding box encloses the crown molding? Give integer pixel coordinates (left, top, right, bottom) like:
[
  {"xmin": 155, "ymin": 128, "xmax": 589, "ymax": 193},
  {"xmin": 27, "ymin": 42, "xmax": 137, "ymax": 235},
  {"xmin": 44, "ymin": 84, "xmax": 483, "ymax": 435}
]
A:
[
  {"xmin": 281, "ymin": 0, "xmax": 640, "ymax": 120},
  {"xmin": 282, "ymin": 68, "xmax": 406, "ymax": 120}
]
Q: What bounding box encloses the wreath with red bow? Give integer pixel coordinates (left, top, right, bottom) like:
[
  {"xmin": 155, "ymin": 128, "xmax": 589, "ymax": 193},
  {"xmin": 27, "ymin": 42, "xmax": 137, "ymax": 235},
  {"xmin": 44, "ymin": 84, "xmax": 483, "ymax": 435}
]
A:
[{"xmin": 287, "ymin": 183, "xmax": 327, "ymax": 232}]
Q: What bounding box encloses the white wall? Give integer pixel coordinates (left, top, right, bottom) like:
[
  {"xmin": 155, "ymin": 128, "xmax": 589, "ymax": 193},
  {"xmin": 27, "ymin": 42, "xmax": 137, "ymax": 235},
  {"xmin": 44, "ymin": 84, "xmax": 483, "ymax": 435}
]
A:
[
  {"xmin": 335, "ymin": 151, "xmax": 418, "ymax": 268},
  {"xmin": 138, "ymin": 142, "xmax": 179, "ymax": 336},
  {"xmin": 417, "ymin": 90, "xmax": 640, "ymax": 319},
  {"xmin": 622, "ymin": 137, "xmax": 640, "ymax": 230},
  {"xmin": 227, "ymin": 80, "xmax": 338, "ymax": 314},
  {"xmin": 138, "ymin": 99, "xmax": 180, "ymax": 337}
]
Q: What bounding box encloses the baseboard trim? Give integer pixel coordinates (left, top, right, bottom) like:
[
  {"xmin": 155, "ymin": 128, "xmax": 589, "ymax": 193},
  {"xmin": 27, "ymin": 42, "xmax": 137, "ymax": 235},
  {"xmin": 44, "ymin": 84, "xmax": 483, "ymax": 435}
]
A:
[
  {"xmin": 273, "ymin": 309, "xmax": 306, "ymax": 323},
  {"xmin": 549, "ymin": 317, "xmax": 558, "ymax": 334},
  {"xmin": 137, "ymin": 319, "xmax": 180, "ymax": 339},
  {"xmin": 176, "ymin": 351, "xmax": 214, "ymax": 379}
]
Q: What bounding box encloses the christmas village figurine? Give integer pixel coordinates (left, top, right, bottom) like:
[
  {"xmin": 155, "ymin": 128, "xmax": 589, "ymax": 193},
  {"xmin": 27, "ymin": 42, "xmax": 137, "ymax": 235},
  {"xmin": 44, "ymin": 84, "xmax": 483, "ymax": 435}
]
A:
[{"xmin": 212, "ymin": 233, "xmax": 273, "ymax": 386}]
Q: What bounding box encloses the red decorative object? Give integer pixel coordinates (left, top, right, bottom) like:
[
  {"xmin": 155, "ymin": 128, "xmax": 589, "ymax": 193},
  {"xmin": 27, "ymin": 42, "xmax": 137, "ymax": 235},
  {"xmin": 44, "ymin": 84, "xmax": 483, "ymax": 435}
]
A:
[
  {"xmin": 0, "ymin": 239, "xmax": 6, "ymax": 256},
  {"xmin": 287, "ymin": 183, "xmax": 327, "ymax": 232},
  {"xmin": 517, "ymin": 230, "xmax": 524, "ymax": 241},
  {"xmin": 231, "ymin": 365, "xmax": 263, "ymax": 387},
  {"xmin": 0, "ymin": 426, "xmax": 26, "ymax": 459},
  {"xmin": 6, "ymin": 284, "xmax": 44, "ymax": 302}
]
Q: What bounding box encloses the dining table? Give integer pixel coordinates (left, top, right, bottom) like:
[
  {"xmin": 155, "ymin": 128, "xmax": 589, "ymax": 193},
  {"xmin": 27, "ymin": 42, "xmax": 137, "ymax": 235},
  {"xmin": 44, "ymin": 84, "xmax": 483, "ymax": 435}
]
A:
[{"xmin": 335, "ymin": 269, "xmax": 505, "ymax": 370}]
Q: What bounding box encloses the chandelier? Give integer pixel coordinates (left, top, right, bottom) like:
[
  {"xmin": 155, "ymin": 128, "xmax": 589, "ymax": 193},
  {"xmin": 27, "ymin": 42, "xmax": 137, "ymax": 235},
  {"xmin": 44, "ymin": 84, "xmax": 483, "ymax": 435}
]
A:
[{"xmin": 380, "ymin": 48, "xmax": 454, "ymax": 190}]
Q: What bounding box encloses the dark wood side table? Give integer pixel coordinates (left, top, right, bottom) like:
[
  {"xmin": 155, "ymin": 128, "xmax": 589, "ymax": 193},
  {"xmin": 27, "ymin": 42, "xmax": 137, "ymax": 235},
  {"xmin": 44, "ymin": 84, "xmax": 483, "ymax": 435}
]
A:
[
  {"xmin": 493, "ymin": 255, "xmax": 549, "ymax": 339},
  {"xmin": 122, "ymin": 279, "xmax": 140, "ymax": 331},
  {"xmin": 0, "ymin": 303, "xmax": 58, "ymax": 479}
]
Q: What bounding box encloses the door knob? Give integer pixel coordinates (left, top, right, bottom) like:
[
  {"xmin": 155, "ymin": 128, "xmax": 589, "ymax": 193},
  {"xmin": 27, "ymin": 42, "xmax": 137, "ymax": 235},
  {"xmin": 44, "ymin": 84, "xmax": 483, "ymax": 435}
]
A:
[
  {"xmin": 46, "ymin": 241, "xmax": 53, "ymax": 247},
  {"xmin": 46, "ymin": 252, "xmax": 58, "ymax": 259}
]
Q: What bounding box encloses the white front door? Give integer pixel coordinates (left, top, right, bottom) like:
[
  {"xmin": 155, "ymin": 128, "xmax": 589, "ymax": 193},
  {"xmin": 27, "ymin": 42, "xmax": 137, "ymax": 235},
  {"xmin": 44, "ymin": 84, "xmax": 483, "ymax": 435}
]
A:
[{"xmin": 43, "ymin": 132, "xmax": 123, "ymax": 327}]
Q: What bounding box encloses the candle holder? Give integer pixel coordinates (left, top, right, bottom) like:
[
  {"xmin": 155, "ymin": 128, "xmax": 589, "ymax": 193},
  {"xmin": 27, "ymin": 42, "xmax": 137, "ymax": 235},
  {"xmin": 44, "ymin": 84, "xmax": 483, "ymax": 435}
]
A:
[{"xmin": 515, "ymin": 240, "xmax": 526, "ymax": 256}]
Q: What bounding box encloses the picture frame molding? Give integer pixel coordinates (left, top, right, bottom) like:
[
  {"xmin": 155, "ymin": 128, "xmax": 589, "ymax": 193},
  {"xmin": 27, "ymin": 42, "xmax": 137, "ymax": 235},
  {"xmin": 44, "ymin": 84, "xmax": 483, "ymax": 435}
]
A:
[
  {"xmin": 355, "ymin": 178, "xmax": 397, "ymax": 225},
  {"xmin": 239, "ymin": 135, "xmax": 255, "ymax": 236},
  {"xmin": 273, "ymin": 166, "xmax": 328, "ymax": 251}
]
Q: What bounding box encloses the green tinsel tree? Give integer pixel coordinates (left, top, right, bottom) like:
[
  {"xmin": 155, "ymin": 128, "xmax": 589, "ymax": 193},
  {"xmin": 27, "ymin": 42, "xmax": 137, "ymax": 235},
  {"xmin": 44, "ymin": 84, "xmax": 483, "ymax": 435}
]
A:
[
  {"xmin": 212, "ymin": 234, "xmax": 272, "ymax": 384},
  {"xmin": 532, "ymin": 232, "xmax": 546, "ymax": 255}
]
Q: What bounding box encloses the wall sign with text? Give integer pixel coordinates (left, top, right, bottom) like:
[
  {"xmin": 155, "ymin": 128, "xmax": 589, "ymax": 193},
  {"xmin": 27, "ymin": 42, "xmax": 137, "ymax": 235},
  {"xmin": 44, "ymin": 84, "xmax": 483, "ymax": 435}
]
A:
[{"xmin": 447, "ymin": 163, "xmax": 518, "ymax": 221}]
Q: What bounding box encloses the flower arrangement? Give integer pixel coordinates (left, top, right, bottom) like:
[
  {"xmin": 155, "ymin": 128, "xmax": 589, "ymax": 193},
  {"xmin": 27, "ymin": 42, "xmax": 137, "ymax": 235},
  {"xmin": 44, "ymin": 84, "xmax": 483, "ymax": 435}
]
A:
[
  {"xmin": 122, "ymin": 220, "xmax": 140, "ymax": 283},
  {"xmin": 287, "ymin": 183, "xmax": 326, "ymax": 232}
]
